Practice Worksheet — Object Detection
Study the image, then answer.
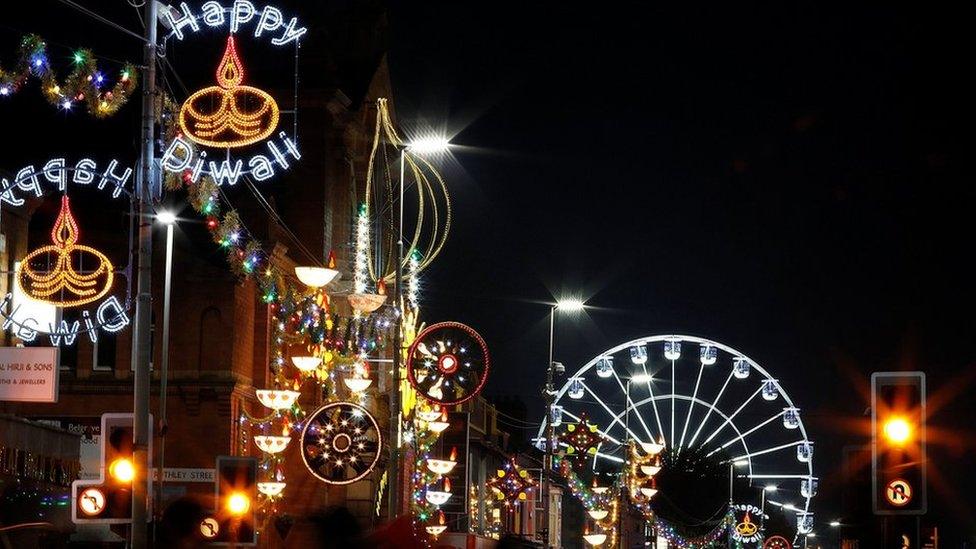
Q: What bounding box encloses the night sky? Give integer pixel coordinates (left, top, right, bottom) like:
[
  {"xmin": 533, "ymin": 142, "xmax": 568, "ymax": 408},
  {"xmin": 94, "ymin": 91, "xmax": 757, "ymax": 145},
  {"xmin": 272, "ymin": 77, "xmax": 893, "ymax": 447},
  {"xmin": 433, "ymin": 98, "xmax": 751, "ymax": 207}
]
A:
[{"xmin": 3, "ymin": 0, "xmax": 973, "ymax": 543}]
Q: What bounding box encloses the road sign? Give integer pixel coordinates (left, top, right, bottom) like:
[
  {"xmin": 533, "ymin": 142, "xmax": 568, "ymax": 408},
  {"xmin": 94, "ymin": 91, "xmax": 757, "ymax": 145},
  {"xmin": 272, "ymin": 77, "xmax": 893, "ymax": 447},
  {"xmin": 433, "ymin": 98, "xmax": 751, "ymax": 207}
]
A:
[
  {"xmin": 200, "ymin": 517, "xmax": 220, "ymax": 540},
  {"xmin": 885, "ymin": 478, "xmax": 913, "ymax": 507}
]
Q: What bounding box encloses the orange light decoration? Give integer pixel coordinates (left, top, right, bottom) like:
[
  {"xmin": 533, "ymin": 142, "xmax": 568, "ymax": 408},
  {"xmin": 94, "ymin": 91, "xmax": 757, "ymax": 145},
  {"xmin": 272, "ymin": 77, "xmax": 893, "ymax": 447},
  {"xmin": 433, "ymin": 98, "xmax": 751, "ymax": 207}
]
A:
[
  {"xmin": 18, "ymin": 195, "xmax": 114, "ymax": 307},
  {"xmin": 178, "ymin": 36, "xmax": 280, "ymax": 148}
]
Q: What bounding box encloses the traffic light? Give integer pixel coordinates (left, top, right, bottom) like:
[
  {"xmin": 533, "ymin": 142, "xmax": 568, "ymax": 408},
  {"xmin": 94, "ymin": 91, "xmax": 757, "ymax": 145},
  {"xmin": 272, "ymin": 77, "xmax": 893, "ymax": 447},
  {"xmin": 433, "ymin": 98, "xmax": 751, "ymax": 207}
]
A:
[
  {"xmin": 200, "ymin": 456, "xmax": 257, "ymax": 545},
  {"xmin": 872, "ymin": 372, "xmax": 926, "ymax": 515},
  {"xmin": 72, "ymin": 413, "xmax": 152, "ymax": 524}
]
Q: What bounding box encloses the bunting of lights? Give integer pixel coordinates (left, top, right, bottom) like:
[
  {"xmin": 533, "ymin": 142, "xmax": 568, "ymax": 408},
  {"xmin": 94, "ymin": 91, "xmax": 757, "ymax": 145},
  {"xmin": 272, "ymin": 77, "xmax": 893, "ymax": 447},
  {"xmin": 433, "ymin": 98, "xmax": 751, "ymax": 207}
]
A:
[
  {"xmin": 650, "ymin": 510, "xmax": 735, "ymax": 549},
  {"xmin": 0, "ymin": 34, "xmax": 137, "ymax": 116}
]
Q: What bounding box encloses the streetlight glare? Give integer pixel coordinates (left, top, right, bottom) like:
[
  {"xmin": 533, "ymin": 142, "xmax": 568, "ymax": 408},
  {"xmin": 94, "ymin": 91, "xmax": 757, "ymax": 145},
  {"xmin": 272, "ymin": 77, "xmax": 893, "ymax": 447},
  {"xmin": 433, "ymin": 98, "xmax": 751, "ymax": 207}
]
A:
[
  {"xmin": 156, "ymin": 211, "xmax": 177, "ymax": 225},
  {"xmin": 630, "ymin": 374, "xmax": 653, "ymax": 383},
  {"xmin": 408, "ymin": 136, "xmax": 450, "ymax": 154},
  {"xmin": 556, "ymin": 298, "xmax": 586, "ymax": 311},
  {"xmin": 733, "ymin": 459, "xmax": 749, "ymax": 467},
  {"xmin": 764, "ymin": 484, "xmax": 778, "ymax": 492},
  {"xmin": 829, "ymin": 521, "xmax": 841, "ymax": 527}
]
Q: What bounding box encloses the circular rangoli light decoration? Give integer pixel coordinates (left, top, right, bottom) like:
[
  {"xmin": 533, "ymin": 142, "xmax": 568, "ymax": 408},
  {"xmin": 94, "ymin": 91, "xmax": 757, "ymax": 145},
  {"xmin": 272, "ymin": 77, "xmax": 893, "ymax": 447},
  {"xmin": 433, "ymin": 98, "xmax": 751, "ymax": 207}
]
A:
[
  {"xmin": 18, "ymin": 195, "xmax": 114, "ymax": 308},
  {"xmin": 300, "ymin": 401, "xmax": 381, "ymax": 485},
  {"xmin": 406, "ymin": 322, "xmax": 489, "ymax": 406}
]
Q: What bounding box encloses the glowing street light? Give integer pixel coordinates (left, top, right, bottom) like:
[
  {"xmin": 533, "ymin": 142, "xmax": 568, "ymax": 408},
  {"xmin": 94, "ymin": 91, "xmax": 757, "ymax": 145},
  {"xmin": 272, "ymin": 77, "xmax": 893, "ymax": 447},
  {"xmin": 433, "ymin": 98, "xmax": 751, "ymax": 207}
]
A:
[
  {"xmin": 156, "ymin": 211, "xmax": 177, "ymax": 225},
  {"xmin": 408, "ymin": 136, "xmax": 451, "ymax": 154},
  {"xmin": 556, "ymin": 298, "xmax": 586, "ymax": 312}
]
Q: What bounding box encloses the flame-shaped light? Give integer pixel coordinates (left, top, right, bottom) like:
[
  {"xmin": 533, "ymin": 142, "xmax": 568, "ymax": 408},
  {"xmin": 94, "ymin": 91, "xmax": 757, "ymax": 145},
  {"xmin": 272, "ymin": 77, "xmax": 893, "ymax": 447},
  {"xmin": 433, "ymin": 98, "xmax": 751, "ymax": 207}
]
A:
[
  {"xmin": 253, "ymin": 435, "xmax": 291, "ymax": 454},
  {"xmin": 256, "ymin": 389, "xmax": 300, "ymax": 410},
  {"xmin": 257, "ymin": 482, "xmax": 286, "ymax": 497},
  {"xmin": 426, "ymin": 511, "xmax": 447, "ymax": 537}
]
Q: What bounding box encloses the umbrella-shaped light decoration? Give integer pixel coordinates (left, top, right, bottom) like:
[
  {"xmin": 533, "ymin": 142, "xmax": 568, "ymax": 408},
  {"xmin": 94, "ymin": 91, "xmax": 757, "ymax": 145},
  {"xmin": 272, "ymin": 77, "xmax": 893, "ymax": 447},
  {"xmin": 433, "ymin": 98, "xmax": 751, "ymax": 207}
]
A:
[{"xmin": 256, "ymin": 389, "xmax": 300, "ymax": 410}]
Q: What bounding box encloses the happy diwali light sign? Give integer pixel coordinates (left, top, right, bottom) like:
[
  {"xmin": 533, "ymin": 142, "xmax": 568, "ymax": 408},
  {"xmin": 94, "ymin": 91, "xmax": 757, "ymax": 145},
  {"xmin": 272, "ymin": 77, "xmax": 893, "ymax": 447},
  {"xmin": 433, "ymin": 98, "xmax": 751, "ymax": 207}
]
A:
[
  {"xmin": 160, "ymin": 1, "xmax": 305, "ymax": 186},
  {"xmin": 1, "ymin": 159, "xmax": 131, "ymax": 346}
]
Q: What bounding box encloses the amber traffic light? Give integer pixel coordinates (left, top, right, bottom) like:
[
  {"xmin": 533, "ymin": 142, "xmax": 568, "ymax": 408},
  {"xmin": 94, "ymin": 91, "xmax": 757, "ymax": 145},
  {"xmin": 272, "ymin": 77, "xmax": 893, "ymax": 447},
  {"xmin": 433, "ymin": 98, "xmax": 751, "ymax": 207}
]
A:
[{"xmin": 872, "ymin": 372, "xmax": 926, "ymax": 515}]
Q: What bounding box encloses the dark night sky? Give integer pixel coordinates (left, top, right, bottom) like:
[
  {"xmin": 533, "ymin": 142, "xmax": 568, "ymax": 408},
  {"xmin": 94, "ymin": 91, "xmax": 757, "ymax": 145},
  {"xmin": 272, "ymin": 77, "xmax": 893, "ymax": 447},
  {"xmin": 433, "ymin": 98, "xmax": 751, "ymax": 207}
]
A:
[
  {"xmin": 3, "ymin": 0, "xmax": 973, "ymax": 543},
  {"xmin": 389, "ymin": 0, "xmax": 974, "ymax": 541}
]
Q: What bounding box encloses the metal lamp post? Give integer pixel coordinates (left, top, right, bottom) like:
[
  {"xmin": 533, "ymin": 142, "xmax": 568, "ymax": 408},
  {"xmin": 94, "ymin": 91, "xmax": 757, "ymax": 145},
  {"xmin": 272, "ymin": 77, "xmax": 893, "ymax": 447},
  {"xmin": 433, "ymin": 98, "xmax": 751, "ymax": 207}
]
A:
[
  {"xmin": 543, "ymin": 298, "xmax": 585, "ymax": 549},
  {"xmin": 154, "ymin": 211, "xmax": 176, "ymax": 532}
]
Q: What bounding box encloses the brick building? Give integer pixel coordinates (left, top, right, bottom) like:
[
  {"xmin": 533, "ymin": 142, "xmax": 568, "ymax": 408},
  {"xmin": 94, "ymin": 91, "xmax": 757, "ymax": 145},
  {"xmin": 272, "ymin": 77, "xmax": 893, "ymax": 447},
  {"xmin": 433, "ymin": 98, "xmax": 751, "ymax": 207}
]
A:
[{"xmin": 1, "ymin": 4, "xmax": 397, "ymax": 546}]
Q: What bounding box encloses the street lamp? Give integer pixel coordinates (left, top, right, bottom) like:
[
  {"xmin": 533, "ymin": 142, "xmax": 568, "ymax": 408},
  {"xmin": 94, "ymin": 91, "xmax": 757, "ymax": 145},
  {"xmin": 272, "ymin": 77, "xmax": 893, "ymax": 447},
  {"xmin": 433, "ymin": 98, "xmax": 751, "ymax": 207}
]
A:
[
  {"xmin": 543, "ymin": 297, "xmax": 587, "ymax": 549},
  {"xmin": 154, "ymin": 211, "xmax": 176, "ymax": 530},
  {"xmin": 761, "ymin": 484, "xmax": 777, "ymax": 514},
  {"xmin": 728, "ymin": 459, "xmax": 748, "ymax": 503},
  {"xmin": 388, "ymin": 137, "xmax": 451, "ymax": 519}
]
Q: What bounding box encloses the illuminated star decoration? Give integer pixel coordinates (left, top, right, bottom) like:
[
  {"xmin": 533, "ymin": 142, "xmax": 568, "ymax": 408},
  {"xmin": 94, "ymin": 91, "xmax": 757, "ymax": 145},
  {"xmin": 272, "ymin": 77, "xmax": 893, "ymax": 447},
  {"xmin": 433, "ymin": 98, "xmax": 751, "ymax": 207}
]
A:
[
  {"xmin": 178, "ymin": 35, "xmax": 279, "ymax": 148},
  {"xmin": 487, "ymin": 456, "xmax": 536, "ymax": 505},
  {"xmin": 18, "ymin": 195, "xmax": 114, "ymax": 307},
  {"xmin": 300, "ymin": 402, "xmax": 381, "ymax": 485},
  {"xmin": 559, "ymin": 412, "xmax": 604, "ymax": 466},
  {"xmin": 406, "ymin": 322, "xmax": 490, "ymax": 406}
]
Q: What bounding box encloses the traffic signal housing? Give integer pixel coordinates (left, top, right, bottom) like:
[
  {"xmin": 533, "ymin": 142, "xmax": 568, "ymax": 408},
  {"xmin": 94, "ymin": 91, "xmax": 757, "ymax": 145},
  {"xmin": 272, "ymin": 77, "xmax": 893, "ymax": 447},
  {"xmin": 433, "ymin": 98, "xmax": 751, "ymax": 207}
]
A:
[
  {"xmin": 872, "ymin": 372, "xmax": 926, "ymax": 515},
  {"xmin": 72, "ymin": 413, "xmax": 152, "ymax": 524},
  {"xmin": 201, "ymin": 456, "xmax": 257, "ymax": 545}
]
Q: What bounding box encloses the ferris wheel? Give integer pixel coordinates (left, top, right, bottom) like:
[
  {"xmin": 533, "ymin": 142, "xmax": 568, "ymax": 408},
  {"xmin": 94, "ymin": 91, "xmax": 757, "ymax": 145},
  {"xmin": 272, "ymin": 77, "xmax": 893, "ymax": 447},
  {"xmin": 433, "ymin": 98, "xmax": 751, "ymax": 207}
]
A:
[{"xmin": 537, "ymin": 335, "xmax": 816, "ymax": 536}]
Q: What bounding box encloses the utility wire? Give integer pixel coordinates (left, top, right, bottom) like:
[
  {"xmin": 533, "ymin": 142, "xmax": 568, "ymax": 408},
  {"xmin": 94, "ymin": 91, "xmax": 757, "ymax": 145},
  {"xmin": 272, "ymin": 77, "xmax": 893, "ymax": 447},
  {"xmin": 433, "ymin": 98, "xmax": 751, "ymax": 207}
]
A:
[{"xmin": 54, "ymin": 0, "xmax": 147, "ymax": 43}]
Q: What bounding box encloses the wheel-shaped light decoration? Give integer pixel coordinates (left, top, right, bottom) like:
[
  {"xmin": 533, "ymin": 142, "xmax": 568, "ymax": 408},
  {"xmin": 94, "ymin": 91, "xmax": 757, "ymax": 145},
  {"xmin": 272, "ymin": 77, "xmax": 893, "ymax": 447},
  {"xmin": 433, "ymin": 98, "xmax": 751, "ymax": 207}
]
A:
[
  {"xmin": 300, "ymin": 401, "xmax": 381, "ymax": 485},
  {"xmin": 407, "ymin": 322, "xmax": 489, "ymax": 406},
  {"xmin": 763, "ymin": 535, "xmax": 792, "ymax": 549},
  {"xmin": 540, "ymin": 334, "xmax": 816, "ymax": 538}
]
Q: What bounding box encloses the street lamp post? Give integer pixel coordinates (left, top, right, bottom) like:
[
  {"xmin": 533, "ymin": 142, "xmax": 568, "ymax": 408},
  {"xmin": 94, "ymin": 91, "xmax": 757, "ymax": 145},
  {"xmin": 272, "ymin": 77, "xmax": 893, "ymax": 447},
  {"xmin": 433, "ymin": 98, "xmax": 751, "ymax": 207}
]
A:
[
  {"xmin": 543, "ymin": 298, "xmax": 584, "ymax": 549},
  {"xmin": 390, "ymin": 138, "xmax": 449, "ymax": 519},
  {"xmin": 154, "ymin": 211, "xmax": 176, "ymax": 532}
]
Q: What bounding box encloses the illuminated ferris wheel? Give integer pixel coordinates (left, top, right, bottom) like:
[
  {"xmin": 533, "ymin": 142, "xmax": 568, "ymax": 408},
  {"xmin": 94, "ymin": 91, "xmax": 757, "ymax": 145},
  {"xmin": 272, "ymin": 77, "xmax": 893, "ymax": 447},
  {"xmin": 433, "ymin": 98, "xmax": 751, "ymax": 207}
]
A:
[{"xmin": 537, "ymin": 335, "xmax": 817, "ymax": 537}]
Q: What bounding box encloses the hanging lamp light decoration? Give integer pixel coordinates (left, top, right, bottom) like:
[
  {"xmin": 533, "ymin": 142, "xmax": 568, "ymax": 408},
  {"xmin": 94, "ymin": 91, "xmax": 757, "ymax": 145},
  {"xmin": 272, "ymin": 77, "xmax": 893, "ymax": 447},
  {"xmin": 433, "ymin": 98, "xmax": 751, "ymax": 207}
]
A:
[
  {"xmin": 343, "ymin": 358, "xmax": 373, "ymax": 393},
  {"xmin": 256, "ymin": 389, "xmax": 300, "ymax": 411},
  {"xmin": 426, "ymin": 409, "xmax": 450, "ymax": 434},
  {"xmin": 559, "ymin": 412, "xmax": 604, "ymax": 465},
  {"xmin": 291, "ymin": 355, "xmax": 322, "ymax": 373},
  {"xmin": 253, "ymin": 435, "xmax": 291, "ymax": 454},
  {"xmin": 627, "ymin": 441, "xmax": 662, "ymax": 505},
  {"xmin": 257, "ymin": 481, "xmax": 286, "ymax": 499},
  {"xmin": 295, "ymin": 251, "xmax": 341, "ymax": 289},
  {"xmin": 425, "ymin": 476, "xmax": 452, "ymax": 506},
  {"xmin": 406, "ymin": 322, "xmax": 490, "ymax": 406},
  {"xmin": 426, "ymin": 447, "xmax": 458, "ymax": 475},
  {"xmin": 425, "ymin": 511, "xmax": 447, "ymax": 537}
]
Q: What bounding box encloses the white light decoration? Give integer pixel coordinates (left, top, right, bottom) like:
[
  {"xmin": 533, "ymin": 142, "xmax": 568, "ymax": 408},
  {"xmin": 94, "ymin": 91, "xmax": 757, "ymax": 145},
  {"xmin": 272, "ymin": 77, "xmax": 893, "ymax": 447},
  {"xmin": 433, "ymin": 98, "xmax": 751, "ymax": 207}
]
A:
[
  {"xmin": 407, "ymin": 250, "xmax": 421, "ymax": 308},
  {"xmin": 568, "ymin": 378, "xmax": 585, "ymax": 399},
  {"xmin": 426, "ymin": 525, "xmax": 447, "ymax": 537},
  {"xmin": 700, "ymin": 344, "xmax": 717, "ymax": 365},
  {"xmin": 640, "ymin": 441, "xmax": 665, "ymax": 456},
  {"xmin": 664, "ymin": 340, "xmax": 681, "ymax": 360},
  {"xmin": 797, "ymin": 512, "xmax": 814, "ymax": 534},
  {"xmin": 347, "ymin": 293, "xmax": 386, "ymax": 314},
  {"xmin": 425, "ymin": 490, "xmax": 451, "ymax": 506},
  {"xmin": 550, "ymin": 405, "xmax": 564, "ymax": 427},
  {"xmin": 426, "ymin": 458, "xmax": 457, "ymax": 475},
  {"xmin": 630, "ymin": 345, "xmax": 647, "ymax": 365},
  {"xmin": 583, "ymin": 533, "xmax": 608, "ymax": 546},
  {"xmin": 801, "ymin": 477, "xmax": 818, "ymax": 498},
  {"xmin": 163, "ymin": 1, "xmax": 308, "ymax": 44},
  {"xmin": 291, "ymin": 355, "xmax": 322, "ymax": 372},
  {"xmin": 354, "ymin": 205, "xmax": 370, "ymax": 294},
  {"xmin": 255, "ymin": 389, "xmax": 300, "ymax": 410},
  {"xmin": 733, "ymin": 357, "xmax": 751, "ymax": 379},
  {"xmin": 762, "ymin": 379, "xmax": 779, "ymax": 401},
  {"xmin": 797, "ymin": 442, "xmax": 814, "ymax": 463},
  {"xmin": 596, "ymin": 357, "xmax": 613, "ymax": 378},
  {"xmin": 640, "ymin": 487, "xmax": 658, "ymax": 498},
  {"xmin": 344, "ymin": 377, "xmax": 373, "ymax": 393},
  {"xmin": 591, "ymin": 486, "xmax": 609, "ymax": 495},
  {"xmin": 640, "ymin": 464, "xmax": 661, "ymax": 477},
  {"xmin": 257, "ymin": 482, "xmax": 286, "ymax": 497},
  {"xmin": 253, "ymin": 435, "xmax": 290, "ymax": 454},
  {"xmin": 294, "ymin": 266, "xmax": 339, "ymax": 288},
  {"xmin": 783, "ymin": 407, "xmax": 801, "ymax": 429},
  {"xmin": 587, "ymin": 509, "xmax": 609, "ymax": 521}
]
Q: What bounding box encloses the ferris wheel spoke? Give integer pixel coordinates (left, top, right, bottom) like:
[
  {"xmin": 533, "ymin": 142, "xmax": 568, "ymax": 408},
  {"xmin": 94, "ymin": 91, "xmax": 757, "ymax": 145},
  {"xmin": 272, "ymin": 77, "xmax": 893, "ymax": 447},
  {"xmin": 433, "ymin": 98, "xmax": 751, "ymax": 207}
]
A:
[
  {"xmin": 560, "ymin": 409, "xmax": 623, "ymax": 445},
  {"xmin": 678, "ymin": 360, "xmax": 706, "ymax": 451},
  {"xmin": 702, "ymin": 385, "xmax": 764, "ymax": 447},
  {"xmin": 611, "ymin": 369, "xmax": 656, "ymax": 442},
  {"xmin": 708, "ymin": 411, "xmax": 785, "ymax": 456},
  {"xmin": 670, "ymin": 358, "xmax": 676, "ymax": 447},
  {"xmin": 581, "ymin": 381, "xmax": 645, "ymax": 445},
  {"xmin": 687, "ymin": 369, "xmax": 735, "ymax": 448},
  {"xmin": 639, "ymin": 363, "xmax": 667, "ymax": 445},
  {"xmin": 727, "ymin": 440, "xmax": 806, "ymax": 463}
]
